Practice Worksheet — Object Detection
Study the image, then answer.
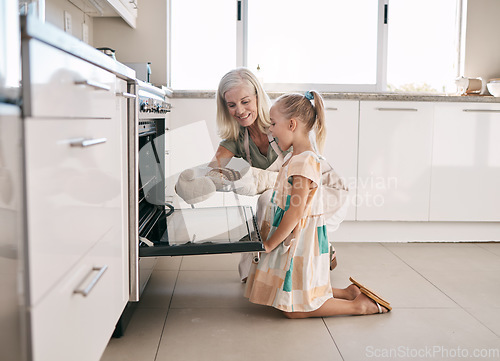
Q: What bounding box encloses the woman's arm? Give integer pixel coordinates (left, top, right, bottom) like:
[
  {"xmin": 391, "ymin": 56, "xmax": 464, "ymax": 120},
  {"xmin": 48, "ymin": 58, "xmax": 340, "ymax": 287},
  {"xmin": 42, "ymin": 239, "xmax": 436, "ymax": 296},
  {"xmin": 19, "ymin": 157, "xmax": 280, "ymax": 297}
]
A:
[
  {"xmin": 209, "ymin": 145, "xmax": 235, "ymax": 168},
  {"xmin": 263, "ymin": 175, "xmax": 312, "ymax": 253}
]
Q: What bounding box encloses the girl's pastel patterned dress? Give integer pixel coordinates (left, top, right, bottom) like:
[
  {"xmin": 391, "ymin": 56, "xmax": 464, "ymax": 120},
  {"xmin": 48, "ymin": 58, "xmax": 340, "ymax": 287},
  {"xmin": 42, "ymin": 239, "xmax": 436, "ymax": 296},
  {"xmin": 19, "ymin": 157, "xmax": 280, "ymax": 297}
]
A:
[{"xmin": 245, "ymin": 151, "xmax": 333, "ymax": 312}]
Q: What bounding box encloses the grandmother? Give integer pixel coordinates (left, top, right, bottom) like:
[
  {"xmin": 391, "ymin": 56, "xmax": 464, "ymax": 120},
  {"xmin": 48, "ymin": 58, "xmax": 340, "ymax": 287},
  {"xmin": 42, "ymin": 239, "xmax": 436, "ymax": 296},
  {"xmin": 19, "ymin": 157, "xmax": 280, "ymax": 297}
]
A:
[{"xmin": 211, "ymin": 68, "xmax": 280, "ymax": 169}]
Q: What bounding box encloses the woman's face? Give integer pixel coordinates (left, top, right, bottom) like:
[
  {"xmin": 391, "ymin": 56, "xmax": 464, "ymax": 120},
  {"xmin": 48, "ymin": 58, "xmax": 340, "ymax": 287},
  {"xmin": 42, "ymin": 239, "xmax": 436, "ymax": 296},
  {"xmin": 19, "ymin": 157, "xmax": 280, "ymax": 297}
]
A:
[
  {"xmin": 269, "ymin": 103, "xmax": 293, "ymax": 151},
  {"xmin": 224, "ymin": 85, "xmax": 258, "ymax": 128}
]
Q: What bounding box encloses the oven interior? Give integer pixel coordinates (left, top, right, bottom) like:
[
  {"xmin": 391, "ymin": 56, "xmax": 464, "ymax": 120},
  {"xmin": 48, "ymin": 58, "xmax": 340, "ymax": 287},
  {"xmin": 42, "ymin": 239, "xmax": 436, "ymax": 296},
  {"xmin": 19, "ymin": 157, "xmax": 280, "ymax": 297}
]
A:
[{"xmin": 136, "ymin": 116, "xmax": 264, "ymax": 257}]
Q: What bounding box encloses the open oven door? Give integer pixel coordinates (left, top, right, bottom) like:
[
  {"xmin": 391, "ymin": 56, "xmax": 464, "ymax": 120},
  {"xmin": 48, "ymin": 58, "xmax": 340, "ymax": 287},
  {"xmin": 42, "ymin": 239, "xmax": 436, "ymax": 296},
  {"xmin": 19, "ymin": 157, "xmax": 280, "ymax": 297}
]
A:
[
  {"xmin": 135, "ymin": 117, "xmax": 264, "ymax": 258},
  {"xmin": 139, "ymin": 205, "xmax": 264, "ymax": 257}
]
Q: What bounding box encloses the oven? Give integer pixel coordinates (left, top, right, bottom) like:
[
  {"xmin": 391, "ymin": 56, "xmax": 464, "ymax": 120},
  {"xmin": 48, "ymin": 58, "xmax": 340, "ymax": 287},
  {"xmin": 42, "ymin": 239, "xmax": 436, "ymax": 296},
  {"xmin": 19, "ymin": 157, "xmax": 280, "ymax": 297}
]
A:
[
  {"xmin": 133, "ymin": 81, "xmax": 264, "ymax": 259},
  {"xmin": 115, "ymin": 80, "xmax": 264, "ymax": 337}
]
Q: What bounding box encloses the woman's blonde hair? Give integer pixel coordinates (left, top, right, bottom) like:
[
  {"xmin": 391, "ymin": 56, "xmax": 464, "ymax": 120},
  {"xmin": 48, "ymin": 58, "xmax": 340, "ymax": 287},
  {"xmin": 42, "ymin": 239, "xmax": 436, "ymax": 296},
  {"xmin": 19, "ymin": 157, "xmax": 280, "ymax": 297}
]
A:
[
  {"xmin": 216, "ymin": 68, "xmax": 271, "ymax": 140},
  {"xmin": 274, "ymin": 90, "xmax": 327, "ymax": 153}
]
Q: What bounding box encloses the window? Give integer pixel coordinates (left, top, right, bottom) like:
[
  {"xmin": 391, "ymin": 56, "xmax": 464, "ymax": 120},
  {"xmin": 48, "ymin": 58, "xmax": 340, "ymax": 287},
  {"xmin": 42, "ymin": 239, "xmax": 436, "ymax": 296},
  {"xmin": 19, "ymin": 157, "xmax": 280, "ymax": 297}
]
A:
[
  {"xmin": 169, "ymin": 0, "xmax": 459, "ymax": 93},
  {"xmin": 247, "ymin": 0, "xmax": 380, "ymax": 91},
  {"xmin": 170, "ymin": 0, "xmax": 237, "ymax": 90},
  {"xmin": 387, "ymin": 0, "xmax": 459, "ymax": 93}
]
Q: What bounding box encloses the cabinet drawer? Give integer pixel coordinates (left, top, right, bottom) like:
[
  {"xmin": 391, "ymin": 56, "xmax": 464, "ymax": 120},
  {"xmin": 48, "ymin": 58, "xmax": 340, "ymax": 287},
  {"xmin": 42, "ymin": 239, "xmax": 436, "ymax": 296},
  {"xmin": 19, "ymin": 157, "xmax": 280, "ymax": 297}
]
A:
[
  {"xmin": 30, "ymin": 237, "xmax": 127, "ymax": 361},
  {"xmin": 27, "ymin": 39, "xmax": 116, "ymax": 119},
  {"xmin": 25, "ymin": 117, "xmax": 124, "ymax": 305}
]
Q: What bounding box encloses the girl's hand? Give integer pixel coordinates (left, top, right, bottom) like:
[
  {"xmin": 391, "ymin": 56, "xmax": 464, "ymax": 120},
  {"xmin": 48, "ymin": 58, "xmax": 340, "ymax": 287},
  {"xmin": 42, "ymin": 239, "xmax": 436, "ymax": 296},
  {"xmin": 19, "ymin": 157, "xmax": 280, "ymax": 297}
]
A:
[{"xmin": 262, "ymin": 175, "xmax": 311, "ymax": 253}]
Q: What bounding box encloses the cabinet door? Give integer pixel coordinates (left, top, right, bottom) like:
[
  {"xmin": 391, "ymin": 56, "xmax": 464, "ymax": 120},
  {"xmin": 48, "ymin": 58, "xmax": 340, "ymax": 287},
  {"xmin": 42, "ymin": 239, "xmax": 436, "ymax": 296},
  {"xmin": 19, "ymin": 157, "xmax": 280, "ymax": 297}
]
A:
[
  {"xmin": 322, "ymin": 100, "xmax": 359, "ymax": 221},
  {"xmin": 25, "ymin": 117, "xmax": 124, "ymax": 305},
  {"xmin": 430, "ymin": 103, "xmax": 500, "ymax": 221},
  {"xmin": 357, "ymin": 101, "xmax": 434, "ymax": 221},
  {"xmin": 30, "ymin": 234, "xmax": 126, "ymax": 361}
]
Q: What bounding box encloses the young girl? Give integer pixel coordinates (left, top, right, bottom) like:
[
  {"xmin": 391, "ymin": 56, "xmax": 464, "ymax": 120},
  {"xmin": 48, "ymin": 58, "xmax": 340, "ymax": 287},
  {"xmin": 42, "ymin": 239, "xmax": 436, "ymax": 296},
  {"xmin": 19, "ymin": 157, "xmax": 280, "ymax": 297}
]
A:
[{"xmin": 244, "ymin": 91, "xmax": 391, "ymax": 318}]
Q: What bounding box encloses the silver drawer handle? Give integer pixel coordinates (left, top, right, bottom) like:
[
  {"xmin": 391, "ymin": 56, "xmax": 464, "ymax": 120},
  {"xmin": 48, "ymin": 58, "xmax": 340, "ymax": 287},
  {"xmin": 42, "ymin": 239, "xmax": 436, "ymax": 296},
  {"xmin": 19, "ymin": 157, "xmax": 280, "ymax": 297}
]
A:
[
  {"xmin": 463, "ymin": 109, "xmax": 500, "ymax": 113},
  {"xmin": 376, "ymin": 108, "xmax": 418, "ymax": 112},
  {"xmin": 117, "ymin": 91, "xmax": 137, "ymax": 99},
  {"xmin": 74, "ymin": 79, "xmax": 111, "ymax": 91},
  {"xmin": 326, "ymin": 107, "xmax": 338, "ymax": 111},
  {"xmin": 70, "ymin": 137, "xmax": 108, "ymax": 147},
  {"xmin": 74, "ymin": 265, "xmax": 108, "ymax": 297}
]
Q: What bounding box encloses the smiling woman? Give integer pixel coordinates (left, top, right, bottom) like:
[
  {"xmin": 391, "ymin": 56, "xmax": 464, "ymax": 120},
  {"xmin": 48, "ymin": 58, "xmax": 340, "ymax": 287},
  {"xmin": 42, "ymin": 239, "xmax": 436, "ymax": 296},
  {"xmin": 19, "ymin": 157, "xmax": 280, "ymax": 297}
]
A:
[{"xmin": 213, "ymin": 68, "xmax": 278, "ymax": 170}]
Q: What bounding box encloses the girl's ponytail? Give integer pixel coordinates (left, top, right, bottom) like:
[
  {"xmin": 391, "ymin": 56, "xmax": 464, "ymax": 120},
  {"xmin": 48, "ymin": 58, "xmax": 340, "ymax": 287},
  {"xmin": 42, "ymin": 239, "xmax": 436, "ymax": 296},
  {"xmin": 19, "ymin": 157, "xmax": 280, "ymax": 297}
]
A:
[{"xmin": 309, "ymin": 90, "xmax": 326, "ymax": 153}]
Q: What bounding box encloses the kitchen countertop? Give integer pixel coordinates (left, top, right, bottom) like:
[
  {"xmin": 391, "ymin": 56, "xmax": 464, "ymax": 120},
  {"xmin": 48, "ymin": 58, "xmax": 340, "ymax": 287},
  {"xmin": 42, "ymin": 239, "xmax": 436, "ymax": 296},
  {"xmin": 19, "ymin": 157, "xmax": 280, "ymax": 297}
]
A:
[
  {"xmin": 21, "ymin": 15, "xmax": 136, "ymax": 81},
  {"xmin": 170, "ymin": 90, "xmax": 500, "ymax": 103}
]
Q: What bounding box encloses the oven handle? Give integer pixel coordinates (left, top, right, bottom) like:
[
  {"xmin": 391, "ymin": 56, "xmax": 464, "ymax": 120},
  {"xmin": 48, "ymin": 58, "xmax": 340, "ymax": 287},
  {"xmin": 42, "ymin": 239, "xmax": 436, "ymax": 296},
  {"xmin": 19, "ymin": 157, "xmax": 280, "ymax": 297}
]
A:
[{"xmin": 128, "ymin": 81, "xmax": 140, "ymax": 302}]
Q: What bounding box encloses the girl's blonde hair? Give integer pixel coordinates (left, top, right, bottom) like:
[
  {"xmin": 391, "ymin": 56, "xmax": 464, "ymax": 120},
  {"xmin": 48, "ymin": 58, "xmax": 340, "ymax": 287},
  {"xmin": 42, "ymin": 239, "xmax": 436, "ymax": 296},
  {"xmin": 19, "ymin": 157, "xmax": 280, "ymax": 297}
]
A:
[
  {"xmin": 216, "ymin": 68, "xmax": 272, "ymax": 140},
  {"xmin": 274, "ymin": 90, "xmax": 327, "ymax": 152}
]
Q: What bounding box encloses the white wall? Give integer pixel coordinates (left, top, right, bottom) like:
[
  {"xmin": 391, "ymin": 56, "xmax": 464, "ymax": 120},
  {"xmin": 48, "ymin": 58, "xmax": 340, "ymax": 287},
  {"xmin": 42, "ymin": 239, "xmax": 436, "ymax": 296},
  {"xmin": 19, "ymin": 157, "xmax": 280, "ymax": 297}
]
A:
[
  {"xmin": 463, "ymin": 0, "xmax": 500, "ymax": 80},
  {"xmin": 45, "ymin": 0, "xmax": 93, "ymax": 43},
  {"xmin": 92, "ymin": 0, "xmax": 167, "ymax": 86},
  {"xmin": 169, "ymin": 98, "xmax": 220, "ymax": 150}
]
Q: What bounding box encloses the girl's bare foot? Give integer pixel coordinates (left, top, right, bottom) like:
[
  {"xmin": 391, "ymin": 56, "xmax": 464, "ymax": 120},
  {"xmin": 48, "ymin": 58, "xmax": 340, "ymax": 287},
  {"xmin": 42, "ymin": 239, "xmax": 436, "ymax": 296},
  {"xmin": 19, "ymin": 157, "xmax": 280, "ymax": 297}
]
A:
[
  {"xmin": 346, "ymin": 284, "xmax": 361, "ymax": 300},
  {"xmin": 355, "ymin": 293, "xmax": 390, "ymax": 315},
  {"xmin": 331, "ymin": 284, "xmax": 362, "ymax": 300}
]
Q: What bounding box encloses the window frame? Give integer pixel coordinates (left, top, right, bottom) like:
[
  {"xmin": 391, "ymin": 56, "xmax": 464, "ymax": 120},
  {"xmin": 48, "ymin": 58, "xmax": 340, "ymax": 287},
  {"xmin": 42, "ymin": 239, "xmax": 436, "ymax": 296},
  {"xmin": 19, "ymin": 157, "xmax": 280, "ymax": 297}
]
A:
[{"xmin": 237, "ymin": 0, "xmax": 388, "ymax": 92}]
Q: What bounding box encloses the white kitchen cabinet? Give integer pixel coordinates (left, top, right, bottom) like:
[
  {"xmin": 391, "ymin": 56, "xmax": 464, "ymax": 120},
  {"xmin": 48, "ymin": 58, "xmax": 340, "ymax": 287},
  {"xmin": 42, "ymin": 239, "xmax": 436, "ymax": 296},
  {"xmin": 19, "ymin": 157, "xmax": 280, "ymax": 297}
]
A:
[
  {"xmin": 322, "ymin": 100, "xmax": 359, "ymax": 221},
  {"xmin": 104, "ymin": 0, "xmax": 138, "ymax": 28},
  {"xmin": 22, "ymin": 35, "xmax": 129, "ymax": 360},
  {"xmin": 357, "ymin": 101, "xmax": 434, "ymax": 221},
  {"xmin": 68, "ymin": 0, "xmax": 138, "ymax": 28},
  {"xmin": 430, "ymin": 102, "xmax": 500, "ymax": 221}
]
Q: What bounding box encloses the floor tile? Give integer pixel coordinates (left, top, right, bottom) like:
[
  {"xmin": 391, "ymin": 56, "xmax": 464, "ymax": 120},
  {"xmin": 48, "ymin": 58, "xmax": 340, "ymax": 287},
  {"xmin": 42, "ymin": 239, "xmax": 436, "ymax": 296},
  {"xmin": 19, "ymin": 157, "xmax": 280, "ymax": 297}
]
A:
[
  {"xmin": 335, "ymin": 269, "xmax": 457, "ymax": 309},
  {"xmin": 180, "ymin": 253, "xmax": 241, "ymax": 271},
  {"xmin": 154, "ymin": 256, "xmax": 183, "ymax": 271},
  {"xmin": 385, "ymin": 242, "xmax": 500, "ymax": 273},
  {"xmin": 421, "ymin": 270, "xmax": 500, "ymax": 308},
  {"xmin": 330, "ymin": 244, "xmax": 457, "ymax": 309},
  {"xmin": 465, "ymin": 307, "xmax": 500, "ymax": 337},
  {"xmin": 170, "ymin": 270, "xmax": 256, "ymax": 309},
  {"xmin": 137, "ymin": 270, "xmax": 178, "ymax": 309},
  {"xmin": 100, "ymin": 308, "xmax": 168, "ymax": 361},
  {"xmin": 325, "ymin": 308, "xmax": 500, "ymax": 361},
  {"xmin": 332, "ymin": 242, "xmax": 411, "ymax": 273},
  {"xmin": 156, "ymin": 308, "xmax": 342, "ymax": 361},
  {"xmin": 477, "ymin": 242, "xmax": 500, "ymax": 257}
]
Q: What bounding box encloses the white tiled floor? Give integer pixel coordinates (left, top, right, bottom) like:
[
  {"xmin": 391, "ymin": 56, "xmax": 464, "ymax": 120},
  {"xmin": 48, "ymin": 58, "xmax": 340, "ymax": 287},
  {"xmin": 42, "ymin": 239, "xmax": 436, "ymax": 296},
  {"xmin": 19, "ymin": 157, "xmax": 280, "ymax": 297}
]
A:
[{"xmin": 101, "ymin": 242, "xmax": 500, "ymax": 361}]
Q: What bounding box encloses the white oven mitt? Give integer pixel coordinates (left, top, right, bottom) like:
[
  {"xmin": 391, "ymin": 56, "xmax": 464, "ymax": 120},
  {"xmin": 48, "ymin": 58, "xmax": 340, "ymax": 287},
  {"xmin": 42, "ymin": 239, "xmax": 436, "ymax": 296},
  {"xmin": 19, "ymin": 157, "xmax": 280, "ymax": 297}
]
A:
[
  {"xmin": 175, "ymin": 158, "xmax": 279, "ymax": 204},
  {"xmin": 233, "ymin": 167, "xmax": 278, "ymax": 196},
  {"xmin": 175, "ymin": 167, "xmax": 216, "ymax": 205}
]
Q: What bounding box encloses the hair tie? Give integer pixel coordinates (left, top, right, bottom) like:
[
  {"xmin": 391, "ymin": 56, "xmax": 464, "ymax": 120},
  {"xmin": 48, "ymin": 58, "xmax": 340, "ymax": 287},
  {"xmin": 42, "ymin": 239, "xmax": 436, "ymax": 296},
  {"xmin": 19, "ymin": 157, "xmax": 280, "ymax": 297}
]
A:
[{"xmin": 304, "ymin": 91, "xmax": 314, "ymax": 101}]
